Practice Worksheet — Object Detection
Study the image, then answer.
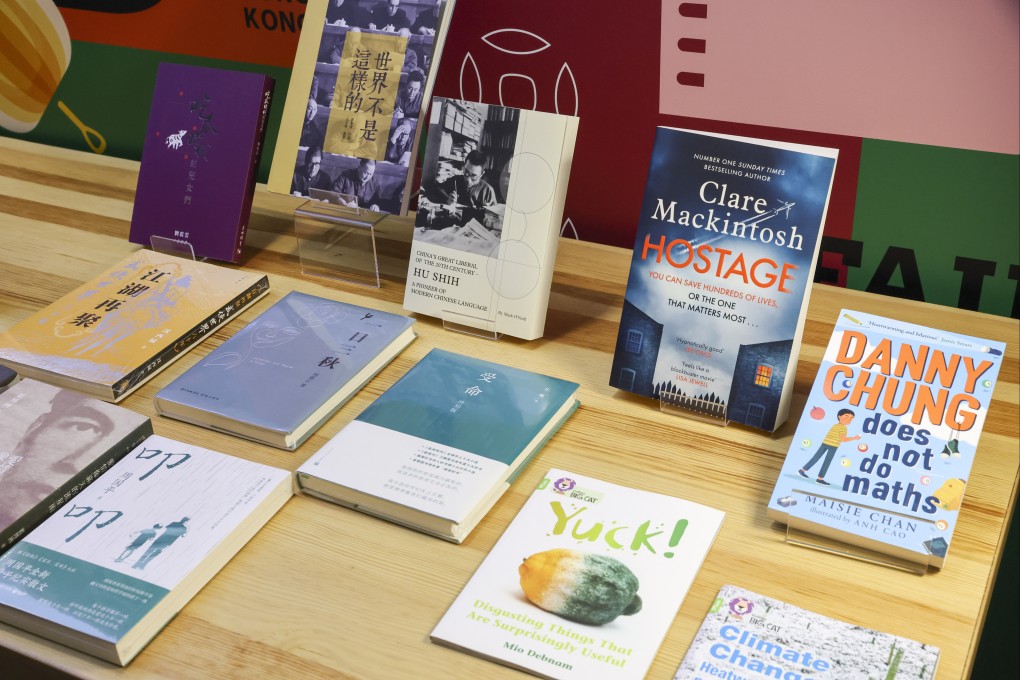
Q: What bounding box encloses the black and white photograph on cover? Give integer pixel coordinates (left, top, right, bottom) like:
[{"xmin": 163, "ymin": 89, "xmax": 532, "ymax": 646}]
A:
[
  {"xmin": 291, "ymin": 145, "xmax": 332, "ymax": 197},
  {"xmin": 328, "ymin": 157, "xmax": 385, "ymax": 211},
  {"xmin": 0, "ymin": 382, "xmax": 142, "ymax": 531},
  {"xmin": 288, "ymin": 0, "xmax": 445, "ymax": 204},
  {"xmin": 323, "ymin": 0, "xmax": 441, "ymax": 33},
  {"xmin": 415, "ymin": 99, "xmax": 520, "ymax": 256}
]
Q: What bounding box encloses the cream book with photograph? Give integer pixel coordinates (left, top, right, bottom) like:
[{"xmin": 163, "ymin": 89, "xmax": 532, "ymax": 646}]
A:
[{"xmin": 403, "ymin": 98, "xmax": 578, "ymax": 340}]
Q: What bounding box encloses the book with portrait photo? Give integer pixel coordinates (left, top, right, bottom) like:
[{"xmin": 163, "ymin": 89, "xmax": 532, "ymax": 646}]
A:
[
  {"xmin": 0, "ymin": 434, "xmax": 291, "ymax": 665},
  {"xmin": 403, "ymin": 98, "xmax": 579, "ymax": 340},
  {"xmin": 0, "ymin": 379, "xmax": 153, "ymax": 554},
  {"xmin": 129, "ymin": 62, "xmax": 275, "ymax": 263},
  {"xmin": 0, "ymin": 249, "xmax": 270, "ymax": 403},
  {"xmin": 267, "ymin": 0, "xmax": 458, "ymax": 215},
  {"xmin": 297, "ymin": 348, "xmax": 579, "ymax": 542},
  {"xmin": 155, "ymin": 291, "xmax": 415, "ymax": 450}
]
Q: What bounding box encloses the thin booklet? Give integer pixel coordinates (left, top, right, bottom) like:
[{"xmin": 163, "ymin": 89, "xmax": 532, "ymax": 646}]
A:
[
  {"xmin": 674, "ymin": 584, "xmax": 939, "ymax": 679},
  {"xmin": 431, "ymin": 469, "xmax": 725, "ymax": 679}
]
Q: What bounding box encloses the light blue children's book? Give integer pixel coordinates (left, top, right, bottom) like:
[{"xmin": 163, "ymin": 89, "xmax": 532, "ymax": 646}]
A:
[
  {"xmin": 767, "ymin": 309, "xmax": 1005, "ymax": 569},
  {"xmin": 297, "ymin": 348, "xmax": 580, "ymax": 542},
  {"xmin": 155, "ymin": 291, "xmax": 415, "ymax": 450}
]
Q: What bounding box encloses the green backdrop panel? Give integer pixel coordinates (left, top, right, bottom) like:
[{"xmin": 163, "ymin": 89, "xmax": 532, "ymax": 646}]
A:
[
  {"xmin": 0, "ymin": 41, "xmax": 291, "ymax": 183},
  {"xmin": 851, "ymin": 140, "xmax": 1019, "ymax": 318}
]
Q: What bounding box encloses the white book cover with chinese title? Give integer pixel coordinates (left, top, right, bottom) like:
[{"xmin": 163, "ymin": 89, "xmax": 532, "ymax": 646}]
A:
[{"xmin": 0, "ymin": 435, "xmax": 291, "ymax": 665}]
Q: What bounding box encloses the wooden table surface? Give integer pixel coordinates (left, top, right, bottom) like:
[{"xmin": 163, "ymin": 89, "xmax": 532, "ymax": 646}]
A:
[{"xmin": 0, "ymin": 137, "xmax": 1017, "ymax": 679}]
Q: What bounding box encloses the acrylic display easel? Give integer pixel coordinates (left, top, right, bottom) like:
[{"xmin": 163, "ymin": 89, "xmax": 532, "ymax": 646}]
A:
[
  {"xmin": 658, "ymin": 390, "xmax": 729, "ymax": 426},
  {"xmin": 294, "ymin": 201, "xmax": 389, "ymax": 287},
  {"xmin": 410, "ymin": 216, "xmax": 502, "ymax": 340},
  {"xmin": 781, "ymin": 490, "xmax": 934, "ymax": 574},
  {"xmin": 441, "ymin": 318, "xmax": 502, "ymax": 341},
  {"xmin": 150, "ymin": 235, "xmax": 199, "ymax": 261}
]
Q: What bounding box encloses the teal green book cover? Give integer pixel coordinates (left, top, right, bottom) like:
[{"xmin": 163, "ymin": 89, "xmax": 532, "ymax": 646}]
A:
[
  {"xmin": 356, "ymin": 348, "xmax": 578, "ymax": 464},
  {"xmin": 299, "ymin": 349, "xmax": 579, "ymax": 531}
]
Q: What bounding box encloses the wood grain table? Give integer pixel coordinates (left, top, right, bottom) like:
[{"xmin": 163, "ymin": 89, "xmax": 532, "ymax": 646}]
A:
[{"xmin": 0, "ymin": 137, "xmax": 1017, "ymax": 679}]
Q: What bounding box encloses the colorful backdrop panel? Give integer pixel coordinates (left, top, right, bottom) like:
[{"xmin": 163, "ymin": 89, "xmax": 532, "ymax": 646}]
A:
[{"xmin": 1, "ymin": 0, "xmax": 1016, "ymax": 318}]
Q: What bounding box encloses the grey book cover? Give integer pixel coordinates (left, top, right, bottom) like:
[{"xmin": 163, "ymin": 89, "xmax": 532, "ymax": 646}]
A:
[{"xmin": 156, "ymin": 291, "xmax": 414, "ymax": 444}]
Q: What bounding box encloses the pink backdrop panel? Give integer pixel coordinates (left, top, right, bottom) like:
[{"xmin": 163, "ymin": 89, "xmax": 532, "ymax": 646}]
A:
[{"xmin": 661, "ymin": 0, "xmax": 1020, "ymax": 154}]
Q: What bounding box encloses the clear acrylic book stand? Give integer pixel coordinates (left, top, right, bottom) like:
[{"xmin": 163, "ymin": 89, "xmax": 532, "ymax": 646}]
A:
[
  {"xmin": 657, "ymin": 388, "xmax": 729, "ymax": 426},
  {"xmin": 150, "ymin": 236, "xmax": 199, "ymax": 261},
  {"xmin": 781, "ymin": 490, "xmax": 934, "ymax": 574},
  {"xmin": 441, "ymin": 318, "xmax": 501, "ymax": 341},
  {"xmin": 294, "ymin": 201, "xmax": 502, "ymax": 340},
  {"xmin": 294, "ymin": 201, "xmax": 390, "ymax": 288}
]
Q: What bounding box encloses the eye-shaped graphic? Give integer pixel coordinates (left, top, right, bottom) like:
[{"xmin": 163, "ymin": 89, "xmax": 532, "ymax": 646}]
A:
[
  {"xmin": 459, "ymin": 28, "xmax": 578, "ymax": 116},
  {"xmin": 481, "ymin": 29, "xmax": 551, "ymax": 55}
]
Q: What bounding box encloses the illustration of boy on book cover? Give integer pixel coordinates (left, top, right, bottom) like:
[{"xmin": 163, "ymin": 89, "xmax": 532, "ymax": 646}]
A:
[
  {"xmin": 797, "ymin": 408, "xmax": 862, "ymax": 485},
  {"xmin": 768, "ymin": 310, "xmax": 1005, "ymax": 567}
]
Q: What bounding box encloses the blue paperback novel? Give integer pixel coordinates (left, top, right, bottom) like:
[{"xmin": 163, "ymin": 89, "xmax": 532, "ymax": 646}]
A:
[
  {"xmin": 767, "ymin": 310, "xmax": 1005, "ymax": 569},
  {"xmin": 611, "ymin": 128, "xmax": 837, "ymax": 430},
  {"xmin": 155, "ymin": 291, "xmax": 415, "ymax": 450},
  {"xmin": 297, "ymin": 348, "xmax": 580, "ymax": 542}
]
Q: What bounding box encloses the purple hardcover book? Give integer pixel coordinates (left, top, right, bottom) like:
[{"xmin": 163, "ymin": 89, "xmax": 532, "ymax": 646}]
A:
[{"xmin": 129, "ymin": 63, "xmax": 275, "ymax": 263}]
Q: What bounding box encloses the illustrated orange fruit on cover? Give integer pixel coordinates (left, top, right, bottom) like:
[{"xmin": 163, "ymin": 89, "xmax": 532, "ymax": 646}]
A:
[{"xmin": 518, "ymin": 548, "xmax": 642, "ymax": 625}]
